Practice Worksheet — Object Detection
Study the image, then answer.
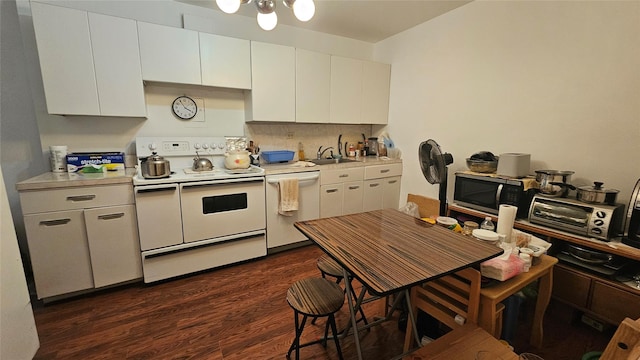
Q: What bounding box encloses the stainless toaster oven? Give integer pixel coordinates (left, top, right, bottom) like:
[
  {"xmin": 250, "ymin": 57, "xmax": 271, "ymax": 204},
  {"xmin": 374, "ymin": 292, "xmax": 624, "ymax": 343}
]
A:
[{"xmin": 528, "ymin": 195, "xmax": 625, "ymax": 240}]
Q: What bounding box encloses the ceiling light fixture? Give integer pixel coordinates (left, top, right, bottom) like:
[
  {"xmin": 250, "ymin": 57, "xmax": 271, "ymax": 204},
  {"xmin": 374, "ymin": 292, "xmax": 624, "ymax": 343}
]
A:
[{"xmin": 215, "ymin": 0, "xmax": 315, "ymax": 31}]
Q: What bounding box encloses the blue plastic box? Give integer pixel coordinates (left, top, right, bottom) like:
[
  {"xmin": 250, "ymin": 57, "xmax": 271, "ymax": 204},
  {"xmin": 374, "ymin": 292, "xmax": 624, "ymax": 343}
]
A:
[{"xmin": 262, "ymin": 150, "xmax": 295, "ymax": 163}]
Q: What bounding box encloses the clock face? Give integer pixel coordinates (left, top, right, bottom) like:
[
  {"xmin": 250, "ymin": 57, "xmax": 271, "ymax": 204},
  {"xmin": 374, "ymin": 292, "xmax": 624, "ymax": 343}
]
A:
[{"xmin": 172, "ymin": 96, "xmax": 197, "ymax": 120}]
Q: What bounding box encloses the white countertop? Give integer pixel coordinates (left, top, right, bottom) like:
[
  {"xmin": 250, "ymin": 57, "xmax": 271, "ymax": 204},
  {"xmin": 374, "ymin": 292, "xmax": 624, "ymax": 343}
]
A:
[
  {"xmin": 16, "ymin": 168, "xmax": 137, "ymax": 191},
  {"xmin": 261, "ymin": 157, "xmax": 402, "ymax": 175}
]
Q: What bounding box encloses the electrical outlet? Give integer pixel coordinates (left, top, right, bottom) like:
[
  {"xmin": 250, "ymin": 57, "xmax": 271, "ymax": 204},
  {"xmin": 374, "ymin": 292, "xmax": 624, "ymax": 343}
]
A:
[{"xmin": 286, "ymin": 132, "xmax": 294, "ymax": 139}]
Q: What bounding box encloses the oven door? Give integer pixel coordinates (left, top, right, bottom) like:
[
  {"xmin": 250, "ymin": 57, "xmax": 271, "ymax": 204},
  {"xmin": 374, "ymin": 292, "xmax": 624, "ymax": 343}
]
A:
[
  {"xmin": 180, "ymin": 177, "xmax": 266, "ymax": 243},
  {"xmin": 528, "ymin": 197, "xmax": 590, "ymax": 236}
]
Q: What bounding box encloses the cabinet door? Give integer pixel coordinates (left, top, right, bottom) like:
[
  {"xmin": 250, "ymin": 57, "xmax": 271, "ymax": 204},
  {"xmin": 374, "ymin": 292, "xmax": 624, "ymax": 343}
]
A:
[
  {"xmin": 363, "ymin": 179, "xmax": 384, "ymax": 211},
  {"xmin": 296, "ymin": 49, "xmax": 330, "ymax": 123},
  {"xmin": 382, "ymin": 176, "xmax": 401, "ymax": 209},
  {"xmin": 362, "ymin": 61, "xmax": 391, "ymax": 125},
  {"xmin": 591, "ymin": 281, "xmax": 640, "ymax": 325},
  {"xmin": 88, "ymin": 13, "xmax": 146, "ymax": 117},
  {"xmin": 31, "ymin": 2, "xmax": 100, "ymax": 115},
  {"xmin": 24, "ymin": 210, "xmax": 94, "ymax": 299},
  {"xmin": 134, "ymin": 185, "xmax": 183, "ymax": 250},
  {"xmin": 320, "ymin": 184, "xmax": 343, "ymax": 218},
  {"xmin": 343, "ymin": 181, "xmax": 364, "ymax": 215},
  {"xmin": 200, "ymin": 33, "xmax": 251, "ymax": 89},
  {"xmin": 246, "ymin": 42, "xmax": 295, "ymax": 122},
  {"xmin": 84, "ymin": 205, "xmax": 142, "ymax": 288},
  {"xmin": 330, "ymin": 56, "xmax": 362, "ymax": 124},
  {"xmin": 552, "ymin": 265, "xmax": 591, "ymax": 308},
  {"xmin": 138, "ymin": 22, "xmax": 201, "ymax": 85}
]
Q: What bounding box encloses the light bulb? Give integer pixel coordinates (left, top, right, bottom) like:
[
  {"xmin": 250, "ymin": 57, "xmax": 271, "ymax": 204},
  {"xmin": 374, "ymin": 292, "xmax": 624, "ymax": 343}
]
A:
[
  {"xmin": 293, "ymin": 0, "xmax": 314, "ymax": 22},
  {"xmin": 257, "ymin": 11, "xmax": 277, "ymax": 31},
  {"xmin": 216, "ymin": 0, "xmax": 241, "ymax": 14}
]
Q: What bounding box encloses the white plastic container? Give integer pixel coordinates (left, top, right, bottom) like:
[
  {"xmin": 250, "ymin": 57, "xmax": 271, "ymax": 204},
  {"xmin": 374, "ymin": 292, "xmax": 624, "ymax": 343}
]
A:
[
  {"xmin": 472, "ymin": 229, "xmax": 500, "ymax": 245},
  {"xmin": 497, "ymin": 153, "xmax": 531, "ymax": 178},
  {"xmin": 49, "ymin": 145, "xmax": 67, "ymax": 172}
]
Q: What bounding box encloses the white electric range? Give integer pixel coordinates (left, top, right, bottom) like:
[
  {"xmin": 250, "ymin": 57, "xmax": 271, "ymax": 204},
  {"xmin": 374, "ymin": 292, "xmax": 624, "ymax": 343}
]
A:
[{"xmin": 133, "ymin": 137, "xmax": 266, "ymax": 283}]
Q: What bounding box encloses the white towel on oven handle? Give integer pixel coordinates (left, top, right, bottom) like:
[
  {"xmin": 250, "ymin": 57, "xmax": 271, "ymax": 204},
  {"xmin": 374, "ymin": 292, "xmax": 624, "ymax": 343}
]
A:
[{"xmin": 278, "ymin": 178, "xmax": 299, "ymax": 216}]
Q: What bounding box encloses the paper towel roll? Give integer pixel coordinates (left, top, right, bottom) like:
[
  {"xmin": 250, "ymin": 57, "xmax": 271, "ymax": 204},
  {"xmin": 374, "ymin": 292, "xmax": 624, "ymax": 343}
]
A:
[{"xmin": 497, "ymin": 204, "xmax": 518, "ymax": 244}]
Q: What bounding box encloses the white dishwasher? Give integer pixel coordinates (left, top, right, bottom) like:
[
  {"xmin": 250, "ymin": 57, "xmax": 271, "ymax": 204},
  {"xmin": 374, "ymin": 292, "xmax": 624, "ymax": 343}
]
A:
[{"xmin": 265, "ymin": 170, "xmax": 320, "ymax": 251}]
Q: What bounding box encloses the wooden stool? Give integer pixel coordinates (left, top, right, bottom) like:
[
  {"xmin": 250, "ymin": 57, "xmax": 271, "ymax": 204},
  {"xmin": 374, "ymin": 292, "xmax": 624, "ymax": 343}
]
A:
[
  {"xmin": 316, "ymin": 255, "xmax": 369, "ymax": 326},
  {"xmin": 286, "ymin": 277, "xmax": 345, "ymax": 360}
]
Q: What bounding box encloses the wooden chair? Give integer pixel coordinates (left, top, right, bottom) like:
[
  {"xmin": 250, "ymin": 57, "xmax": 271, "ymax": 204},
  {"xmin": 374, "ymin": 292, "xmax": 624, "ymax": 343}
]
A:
[
  {"xmin": 600, "ymin": 317, "xmax": 640, "ymax": 360},
  {"xmin": 407, "ymin": 193, "xmax": 440, "ymax": 219},
  {"xmin": 286, "ymin": 277, "xmax": 345, "ymax": 360}
]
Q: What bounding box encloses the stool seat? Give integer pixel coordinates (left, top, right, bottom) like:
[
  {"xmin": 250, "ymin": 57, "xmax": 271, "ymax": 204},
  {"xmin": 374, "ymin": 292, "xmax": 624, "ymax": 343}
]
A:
[
  {"xmin": 317, "ymin": 255, "xmax": 344, "ymax": 278},
  {"xmin": 287, "ymin": 277, "xmax": 344, "ymax": 316}
]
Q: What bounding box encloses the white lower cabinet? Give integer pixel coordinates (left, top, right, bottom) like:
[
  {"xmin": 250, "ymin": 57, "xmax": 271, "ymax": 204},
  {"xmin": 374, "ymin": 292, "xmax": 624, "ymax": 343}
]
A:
[
  {"xmin": 319, "ymin": 167, "xmax": 364, "ymax": 218},
  {"xmin": 362, "ymin": 163, "xmax": 403, "ymax": 211},
  {"xmin": 20, "ymin": 184, "xmax": 141, "ymax": 299}
]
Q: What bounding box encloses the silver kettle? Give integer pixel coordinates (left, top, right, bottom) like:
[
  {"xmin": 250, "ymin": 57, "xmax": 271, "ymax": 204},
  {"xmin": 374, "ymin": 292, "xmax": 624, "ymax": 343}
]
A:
[
  {"xmin": 140, "ymin": 152, "xmax": 171, "ymax": 179},
  {"xmin": 193, "ymin": 152, "xmax": 213, "ymax": 171}
]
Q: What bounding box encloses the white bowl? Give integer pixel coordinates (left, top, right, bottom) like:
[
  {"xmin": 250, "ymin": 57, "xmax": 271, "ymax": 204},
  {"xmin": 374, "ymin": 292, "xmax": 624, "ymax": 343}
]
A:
[{"xmin": 436, "ymin": 216, "xmax": 458, "ymax": 227}]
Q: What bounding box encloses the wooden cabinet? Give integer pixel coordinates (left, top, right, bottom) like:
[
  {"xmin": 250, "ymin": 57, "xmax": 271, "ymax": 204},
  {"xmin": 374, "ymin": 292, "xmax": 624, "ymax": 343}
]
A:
[
  {"xmin": 199, "ymin": 33, "xmax": 251, "ymax": 89},
  {"xmin": 449, "ymin": 203, "xmax": 640, "ymax": 327},
  {"xmin": 20, "ymin": 184, "xmax": 141, "ymax": 299},
  {"xmin": 362, "ymin": 163, "xmax": 402, "ymax": 211},
  {"xmin": 319, "ymin": 167, "xmax": 364, "ymax": 217},
  {"xmin": 245, "ymin": 42, "xmax": 296, "ymax": 122},
  {"xmin": 330, "ymin": 56, "xmax": 391, "ymax": 124},
  {"xmin": 138, "ymin": 22, "xmax": 201, "ymax": 85},
  {"xmin": 31, "ymin": 2, "xmax": 145, "ymax": 116},
  {"xmin": 296, "ymin": 49, "xmax": 330, "ymax": 123}
]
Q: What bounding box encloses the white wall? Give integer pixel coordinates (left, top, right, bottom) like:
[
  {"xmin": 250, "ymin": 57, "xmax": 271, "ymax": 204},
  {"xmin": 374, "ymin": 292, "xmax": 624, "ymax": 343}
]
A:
[{"xmin": 375, "ymin": 0, "xmax": 640, "ymax": 206}]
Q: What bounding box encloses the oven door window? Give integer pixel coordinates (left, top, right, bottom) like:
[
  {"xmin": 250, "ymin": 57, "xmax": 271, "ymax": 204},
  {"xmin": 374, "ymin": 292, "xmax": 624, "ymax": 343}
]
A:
[
  {"xmin": 531, "ymin": 199, "xmax": 590, "ymax": 227},
  {"xmin": 202, "ymin": 193, "xmax": 247, "ymax": 214}
]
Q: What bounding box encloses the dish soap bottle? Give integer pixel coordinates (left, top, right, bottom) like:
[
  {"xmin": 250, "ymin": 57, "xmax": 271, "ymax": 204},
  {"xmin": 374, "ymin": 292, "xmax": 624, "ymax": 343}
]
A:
[
  {"xmin": 298, "ymin": 142, "xmax": 305, "ymax": 161},
  {"xmin": 481, "ymin": 216, "xmax": 495, "ymax": 231}
]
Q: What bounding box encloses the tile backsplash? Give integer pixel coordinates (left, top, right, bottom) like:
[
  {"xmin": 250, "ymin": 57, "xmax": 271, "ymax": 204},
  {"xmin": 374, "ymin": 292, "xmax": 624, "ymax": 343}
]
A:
[{"xmin": 245, "ymin": 123, "xmax": 374, "ymax": 161}]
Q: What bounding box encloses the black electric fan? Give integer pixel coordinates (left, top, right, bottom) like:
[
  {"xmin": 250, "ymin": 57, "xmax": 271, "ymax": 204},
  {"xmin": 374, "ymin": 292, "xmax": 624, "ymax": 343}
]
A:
[{"xmin": 419, "ymin": 139, "xmax": 454, "ymax": 216}]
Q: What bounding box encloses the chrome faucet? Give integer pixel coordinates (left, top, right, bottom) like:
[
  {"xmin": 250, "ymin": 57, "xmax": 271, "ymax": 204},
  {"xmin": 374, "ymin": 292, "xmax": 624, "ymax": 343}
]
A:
[{"xmin": 317, "ymin": 146, "xmax": 334, "ymax": 159}]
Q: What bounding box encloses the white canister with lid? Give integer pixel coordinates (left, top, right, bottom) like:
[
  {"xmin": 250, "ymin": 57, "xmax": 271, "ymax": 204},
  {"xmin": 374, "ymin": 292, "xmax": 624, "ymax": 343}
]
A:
[
  {"xmin": 50, "ymin": 145, "xmax": 67, "ymax": 172},
  {"xmin": 472, "ymin": 229, "xmax": 500, "ymax": 245}
]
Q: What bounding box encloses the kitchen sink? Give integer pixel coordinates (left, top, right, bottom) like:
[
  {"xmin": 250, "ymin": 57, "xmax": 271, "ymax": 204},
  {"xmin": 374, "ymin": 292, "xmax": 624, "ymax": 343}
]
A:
[{"xmin": 309, "ymin": 158, "xmax": 360, "ymax": 165}]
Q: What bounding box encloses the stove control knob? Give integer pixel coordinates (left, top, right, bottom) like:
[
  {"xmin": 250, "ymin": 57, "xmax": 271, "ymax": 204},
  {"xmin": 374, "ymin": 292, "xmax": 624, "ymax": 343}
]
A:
[
  {"xmin": 217, "ymin": 143, "xmax": 225, "ymax": 150},
  {"xmin": 194, "ymin": 143, "xmax": 201, "ymax": 150},
  {"xmin": 202, "ymin": 143, "xmax": 209, "ymax": 149},
  {"xmin": 596, "ymin": 211, "xmax": 606, "ymax": 219},
  {"xmin": 594, "ymin": 219, "xmax": 605, "ymax": 226},
  {"xmin": 148, "ymin": 143, "xmax": 157, "ymax": 151},
  {"xmin": 591, "ymin": 227, "xmax": 603, "ymax": 235}
]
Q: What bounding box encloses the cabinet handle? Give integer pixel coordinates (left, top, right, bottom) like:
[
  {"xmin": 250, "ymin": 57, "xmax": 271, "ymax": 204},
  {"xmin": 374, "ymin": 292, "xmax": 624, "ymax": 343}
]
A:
[
  {"xmin": 98, "ymin": 213, "xmax": 125, "ymax": 221},
  {"xmin": 66, "ymin": 195, "xmax": 96, "ymax": 202},
  {"xmin": 369, "ymin": 183, "xmax": 380, "ymax": 188},
  {"xmin": 326, "ymin": 189, "xmax": 338, "ymax": 193},
  {"xmin": 39, "ymin": 218, "xmax": 71, "ymax": 226},
  {"xmin": 339, "ymin": 174, "xmax": 349, "ymax": 178},
  {"xmin": 388, "ymin": 180, "xmax": 397, "ymax": 184},
  {"xmin": 348, "ymin": 186, "xmax": 360, "ymax": 190},
  {"xmin": 380, "ymin": 169, "xmax": 390, "ymax": 173}
]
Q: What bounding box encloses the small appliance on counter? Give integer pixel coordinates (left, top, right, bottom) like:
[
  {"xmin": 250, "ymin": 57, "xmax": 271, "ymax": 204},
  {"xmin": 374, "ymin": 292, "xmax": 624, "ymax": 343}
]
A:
[
  {"xmin": 528, "ymin": 194, "xmax": 625, "ymax": 241},
  {"xmin": 622, "ymin": 178, "xmax": 640, "ymax": 249},
  {"xmin": 497, "ymin": 153, "xmax": 531, "ymax": 178}
]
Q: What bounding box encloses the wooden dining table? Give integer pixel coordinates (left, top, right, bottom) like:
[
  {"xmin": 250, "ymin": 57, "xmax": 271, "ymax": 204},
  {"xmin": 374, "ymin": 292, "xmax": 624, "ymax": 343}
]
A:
[{"xmin": 294, "ymin": 208, "xmax": 504, "ymax": 359}]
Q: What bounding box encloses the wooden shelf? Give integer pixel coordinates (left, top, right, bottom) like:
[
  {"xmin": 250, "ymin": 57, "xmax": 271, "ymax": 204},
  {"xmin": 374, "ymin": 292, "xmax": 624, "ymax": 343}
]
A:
[{"xmin": 448, "ymin": 203, "xmax": 640, "ymax": 262}]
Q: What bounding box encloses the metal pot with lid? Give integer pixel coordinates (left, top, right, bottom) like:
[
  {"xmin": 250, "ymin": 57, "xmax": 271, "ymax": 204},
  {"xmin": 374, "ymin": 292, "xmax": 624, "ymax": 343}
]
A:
[
  {"xmin": 193, "ymin": 152, "xmax": 213, "ymax": 171},
  {"xmin": 140, "ymin": 152, "xmax": 171, "ymax": 179},
  {"xmin": 535, "ymin": 170, "xmax": 575, "ymax": 197},
  {"xmin": 576, "ymin": 181, "xmax": 619, "ymax": 205}
]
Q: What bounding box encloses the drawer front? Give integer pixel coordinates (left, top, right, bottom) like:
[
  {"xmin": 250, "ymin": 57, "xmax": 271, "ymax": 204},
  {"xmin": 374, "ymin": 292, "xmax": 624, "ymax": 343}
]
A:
[
  {"xmin": 320, "ymin": 167, "xmax": 364, "ymax": 185},
  {"xmin": 552, "ymin": 265, "xmax": 591, "ymax": 308},
  {"xmin": 20, "ymin": 184, "xmax": 133, "ymax": 214},
  {"xmin": 364, "ymin": 163, "xmax": 402, "ymax": 180},
  {"xmin": 591, "ymin": 281, "xmax": 640, "ymax": 325}
]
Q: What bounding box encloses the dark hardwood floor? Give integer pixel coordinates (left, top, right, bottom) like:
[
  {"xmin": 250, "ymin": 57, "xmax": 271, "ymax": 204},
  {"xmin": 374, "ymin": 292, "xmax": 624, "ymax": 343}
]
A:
[{"xmin": 32, "ymin": 245, "xmax": 613, "ymax": 359}]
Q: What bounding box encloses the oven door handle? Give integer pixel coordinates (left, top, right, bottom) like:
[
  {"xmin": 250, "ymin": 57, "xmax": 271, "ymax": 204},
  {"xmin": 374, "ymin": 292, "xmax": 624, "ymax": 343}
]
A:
[
  {"xmin": 134, "ymin": 184, "xmax": 179, "ymax": 193},
  {"xmin": 267, "ymin": 173, "xmax": 320, "ymax": 184},
  {"xmin": 180, "ymin": 177, "xmax": 264, "ymax": 188}
]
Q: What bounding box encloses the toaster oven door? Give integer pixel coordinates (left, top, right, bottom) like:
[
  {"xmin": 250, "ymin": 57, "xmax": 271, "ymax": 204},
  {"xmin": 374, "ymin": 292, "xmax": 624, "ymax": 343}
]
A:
[{"xmin": 528, "ymin": 197, "xmax": 590, "ymax": 236}]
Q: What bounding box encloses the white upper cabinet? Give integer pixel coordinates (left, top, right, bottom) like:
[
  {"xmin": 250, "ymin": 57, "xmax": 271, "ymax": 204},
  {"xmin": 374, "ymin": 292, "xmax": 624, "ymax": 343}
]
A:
[
  {"xmin": 330, "ymin": 56, "xmax": 363, "ymax": 124},
  {"xmin": 246, "ymin": 42, "xmax": 295, "ymax": 122},
  {"xmin": 31, "ymin": 2, "xmax": 99, "ymax": 116},
  {"xmin": 88, "ymin": 13, "xmax": 146, "ymax": 117},
  {"xmin": 330, "ymin": 56, "xmax": 391, "ymax": 124},
  {"xmin": 200, "ymin": 33, "xmax": 251, "ymax": 89},
  {"xmin": 296, "ymin": 49, "xmax": 330, "ymax": 123},
  {"xmin": 30, "ymin": 2, "xmax": 145, "ymax": 117},
  {"xmin": 362, "ymin": 61, "xmax": 391, "ymax": 125},
  {"xmin": 138, "ymin": 22, "xmax": 201, "ymax": 85}
]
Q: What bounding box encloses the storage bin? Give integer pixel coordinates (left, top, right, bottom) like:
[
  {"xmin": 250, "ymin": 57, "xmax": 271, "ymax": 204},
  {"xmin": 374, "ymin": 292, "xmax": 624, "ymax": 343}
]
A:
[{"xmin": 262, "ymin": 150, "xmax": 295, "ymax": 163}]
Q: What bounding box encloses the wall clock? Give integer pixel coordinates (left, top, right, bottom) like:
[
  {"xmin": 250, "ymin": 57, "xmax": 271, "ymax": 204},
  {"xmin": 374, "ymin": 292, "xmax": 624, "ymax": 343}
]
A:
[{"xmin": 172, "ymin": 95, "xmax": 198, "ymax": 120}]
